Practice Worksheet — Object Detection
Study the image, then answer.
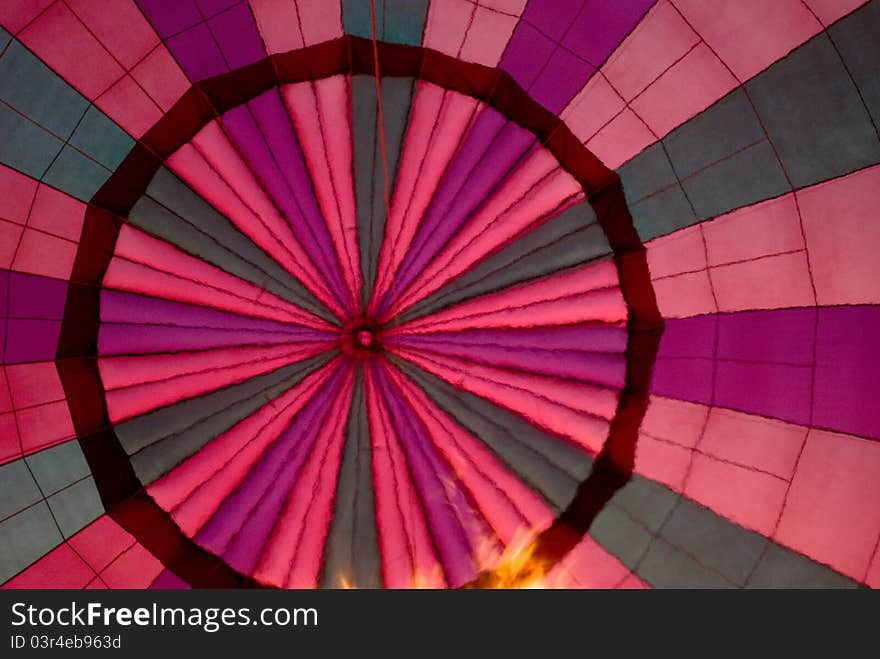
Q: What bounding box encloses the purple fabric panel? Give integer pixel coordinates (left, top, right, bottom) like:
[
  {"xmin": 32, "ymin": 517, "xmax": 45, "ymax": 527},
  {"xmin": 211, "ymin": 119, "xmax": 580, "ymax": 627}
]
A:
[
  {"xmin": 390, "ymin": 326, "xmax": 627, "ymax": 386},
  {"xmin": 150, "ymin": 570, "xmax": 191, "ymax": 589},
  {"xmin": 499, "ymin": 21, "xmax": 557, "ymax": 94},
  {"xmin": 717, "ymin": 308, "xmax": 815, "ymax": 365},
  {"xmin": 521, "ymin": 0, "xmax": 584, "ymax": 39},
  {"xmin": 813, "ymin": 306, "xmax": 880, "ymax": 440},
  {"xmin": 404, "ymin": 340, "xmax": 625, "ymax": 388},
  {"xmin": 7, "ymin": 271, "xmax": 68, "ymax": 319},
  {"xmin": 0, "ymin": 271, "xmax": 7, "ymax": 317},
  {"xmin": 529, "ymin": 48, "xmax": 595, "ymax": 114},
  {"xmin": 165, "ymin": 23, "xmax": 228, "ymax": 81},
  {"xmin": 385, "ymin": 110, "xmax": 536, "ymax": 309},
  {"xmin": 2, "ymin": 271, "xmax": 66, "ymax": 363},
  {"xmin": 206, "ymin": 3, "xmax": 266, "ymax": 70},
  {"xmin": 562, "ymin": 0, "xmax": 657, "ymax": 65},
  {"xmin": 99, "ymin": 324, "xmax": 323, "ymax": 355},
  {"xmin": 390, "ymin": 325, "xmax": 628, "ymax": 353},
  {"xmin": 372, "ymin": 364, "xmax": 477, "ymax": 588},
  {"xmin": 657, "ymin": 315, "xmax": 716, "ymax": 358},
  {"xmin": 193, "ymin": 0, "xmax": 239, "ymax": 16},
  {"xmin": 136, "ymin": 0, "xmax": 203, "ymax": 37},
  {"xmin": 714, "ymin": 361, "xmax": 812, "ymax": 426},
  {"xmin": 99, "ymin": 289, "xmax": 314, "ymax": 332},
  {"xmin": 650, "ymin": 357, "xmax": 713, "ymax": 404},
  {"xmin": 138, "ymin": 0, "xmax": 265, "ymax": 81},
  {"xmin": 219, "ymin": 97, "xmax": 350, "ymax": 310},
  {"xmin": 502, "ymin": 0, "xmax": 656, "ymax": 112},
  {"xmin": 651, "ymin": 315, "xmax": 715, "ymax": 403},
  {"xmin": 196, "ymin": 363, "xmax": 345, "ymax": 573},
  {"xmin": 5, "ymin": 319, "xmax": 61, "ymax": 364}
]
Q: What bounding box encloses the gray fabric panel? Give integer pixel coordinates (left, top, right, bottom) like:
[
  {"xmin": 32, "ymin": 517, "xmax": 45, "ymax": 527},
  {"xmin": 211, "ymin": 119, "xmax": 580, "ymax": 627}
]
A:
[
  {"xmin": 664, "ymin": 89, "xmax": 766, "ymax": 177},
  {"xmin": 0, "ymin": 101, "xmax": 63, "ymax": 179},
  {"xmin": 69, "ymin": 104, "xmax": 134, "ymax": 171},
  {"xmin": 747, "ymin": 544, "xmax": 860, "ymax": 589},
  {"xmin": 401, "ymin": 202, "xmax": 609, "ymax": 322},
  {"xmin": 0, "ymin": 40, "xmax": 88, "ymax": 138},
  {"xmin": 391, "ymin": 356, "xmax": 591, "ymax": 512},
  {"xmin": 0, "ymin": 25, "xmax": 10, "ymax": 51},
  {"xmin": 659, "ymin": 498, "xmax": 768, "ymax": 586},
  {"xmin": 46, "ymin": 477, "xmax": 103, "ymax": 538},
  {"xmin": 602, "ymin": 483, "xmax": 860, "ymax": 588},
  {"xmin": 830, "ymin": 0, "xmax": 880, "ymax": 133},
  {"xmin": 42, "ymin": 144, "xmax": 112, "ymax": 202},
  {"xmin": 120, "ymin": 354, "xmax": 332, "ymax": 485},
  {"xmin": 638, "ymin": 537, "xmax": 736, "ymax": 588},
  {"xmin": 25, "ymin": 441, "xmax": 91, "ymax": 496},
  {"xmin": 618, "ymin": 141, "xmax": 679, "ymax": 202},
  {"xmin": 608, "ymin": 475, "xmax": 678, "ymax": 534},
  {"xmin": 589, "ymin": 503, "xmax": 655, "ymax": 570},
  {"xmin": 0, "ymin": 503, "xmax": 63, "ymax": 584},
  {"xmin": 746, "ymin": 31, "xmax": 880, "ymax": 189},
  {"xmin": 680, "ymin": 141, "xmax": 790, "ymax": 221},
  {"xmin": 352, "ymin": 75, "xmax": 414, "ymax": 306},
  {"xmin": 320, "ymin": 372, "xmax": 383, "ymax": 588},
  {"xmin": 629, "ymin": 185, "xmax": 697, "ymax": 242},
  {"xmin": 138, "ymin": 168, "xmax": 333, "ymax": 322},
  {"xmin": 0, "ymin": 460, "xmax": 41, "ymax": 521}
]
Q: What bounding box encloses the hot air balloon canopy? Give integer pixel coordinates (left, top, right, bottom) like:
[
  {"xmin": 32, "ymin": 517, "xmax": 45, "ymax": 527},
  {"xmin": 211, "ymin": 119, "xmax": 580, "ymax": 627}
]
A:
[{"xmin": 0, "ymin": 0, "xmax": 878, "ymax": 590}]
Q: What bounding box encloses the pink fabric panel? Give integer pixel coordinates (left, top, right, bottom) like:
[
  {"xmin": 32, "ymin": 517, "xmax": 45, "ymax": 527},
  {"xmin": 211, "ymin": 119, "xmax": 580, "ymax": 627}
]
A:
[
  {"xmin": 585, "ymin": 108, "xmax": 657, "ymax": 170},
  {"xmin": 387, "ymin": 364, "xmax": 553, "ymax": 545},
  {"xmin": 373, "ymin": 85, "xmax": 479, "ymax": 310},
  {"xmin": 102, "ymin": 343, "xmax": 329, "ymax": 422},
  {"xmin": 395, "ymin": 151, "xmax": 581, "ymax": 314},
  {"xmin": 296, "ymin": 0, "xmax": 343, "ymax": 44},
  {"xmin": 711, "ymin": 251, "xmax": 815, "ymax": 312},
  {"xmin": 641, "ymin": 396, "xmax": 708, "ymax": 449},
  {"xmin": 549, "ymin": 535, "xmax": 647, "ymax": 588},
  {"xmin": 799, "ymin": 164, "xmax": 880, "ymax": 305},
  {"xmin": 149, "ymin": 365, "xmax": 335, "ymax": 536},
  {"xmin": 249, "ymin": 0, "xmax": 305, "ymax": 54},
  {"xmin": 130, "ymin": 45, "xmax": 191, "ymax": 111},
  {"xmin": 651, "ymin": 270, "xmax": 716, "ymax": 318},
  {"xmin": 647, "ymin": 225, "xmax": 706, "ymax": 279},
  {"xmin": 803, "ymin": 0, "xmax": 870, "ymax": 24},
  {"xmin": 283, "ymin": 77, "xmax": 361, "ymax": 309},
  {"xmin": 700, "ymin": 408, "xmax": 807, "ymax": 481},
  {"xmin": 11, "ymin": 230, "xmax": 76, "ymax": 280},
  {"xmin": 393, "ymin": 348, "xmax": 613, "ymax": 455},
  {"xmin": 702, "ymin": 193, "xmax": 804, "ymax": 267},
  {"xmin": 423, "ymin": 0, "xmax": 471, "ymax": 58},
  {"xmin": 686, "ymin": 454, "xmax": 789, "ymax": 536},
  {"xmin": 100, "ymin": 544, "xmax": 164, "ymax": 589},
  {"xmin": 109, "ymin": 226, "xmax": 330, "ymax": 327},
  {"xmin": 14, "ymin": 1, "xmax": 182, "ymax": 137},
  {"xmin": 5, "ymin": 361, "xmax": 65, "ymax": 409},
  {"xmin": 364, "ymin": 364, "xmax": 445, "ymax": 589},
  {"xmin": 562, "ymin": 75, "xmax": 626, "ymax": 145},
  {"xmin": 603, "ymin": 1, "xmax": 699, "ymax": 102},
  {"xmin": 255, "ymin": 370, "xmax": 354, "ymax": 587},
  {"xmin": 674, "ymin": 0, "xmax": 822, "ymax": 81},
  {"xmin": 0, "ymin": 164, "xmax": 39, "ymax": 224},
  {"xmin": 629, "ymin": 43, "xmax": 737, "ymax": 139},
  {"xmin": 2, "ymin": 544, "xmax": 94, "ymax": 589},
  {"xmin": 14, "ymin": 401, "xmax": 76, "ymax": 457},
  {"xmin": 396, "ymin": 261, "xmax": 624, "ymax": 333},
  {"xmin": 459, "ymin": 5, "xmax": 520, "ymax": 68},
  {"xmin": 0, "ymin": 0, "xmax": 54, "ymax": 33},
  {"xmin": 776, "ymin": 429, "xmax": 880, "ymax": 582},
  {"xmin": 66, "ymin": 0, "xmax": 159, "ymax": 68},
  {"xmin": 168, "ymin": 136, "xmax": 342, "ymax": 315}
]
